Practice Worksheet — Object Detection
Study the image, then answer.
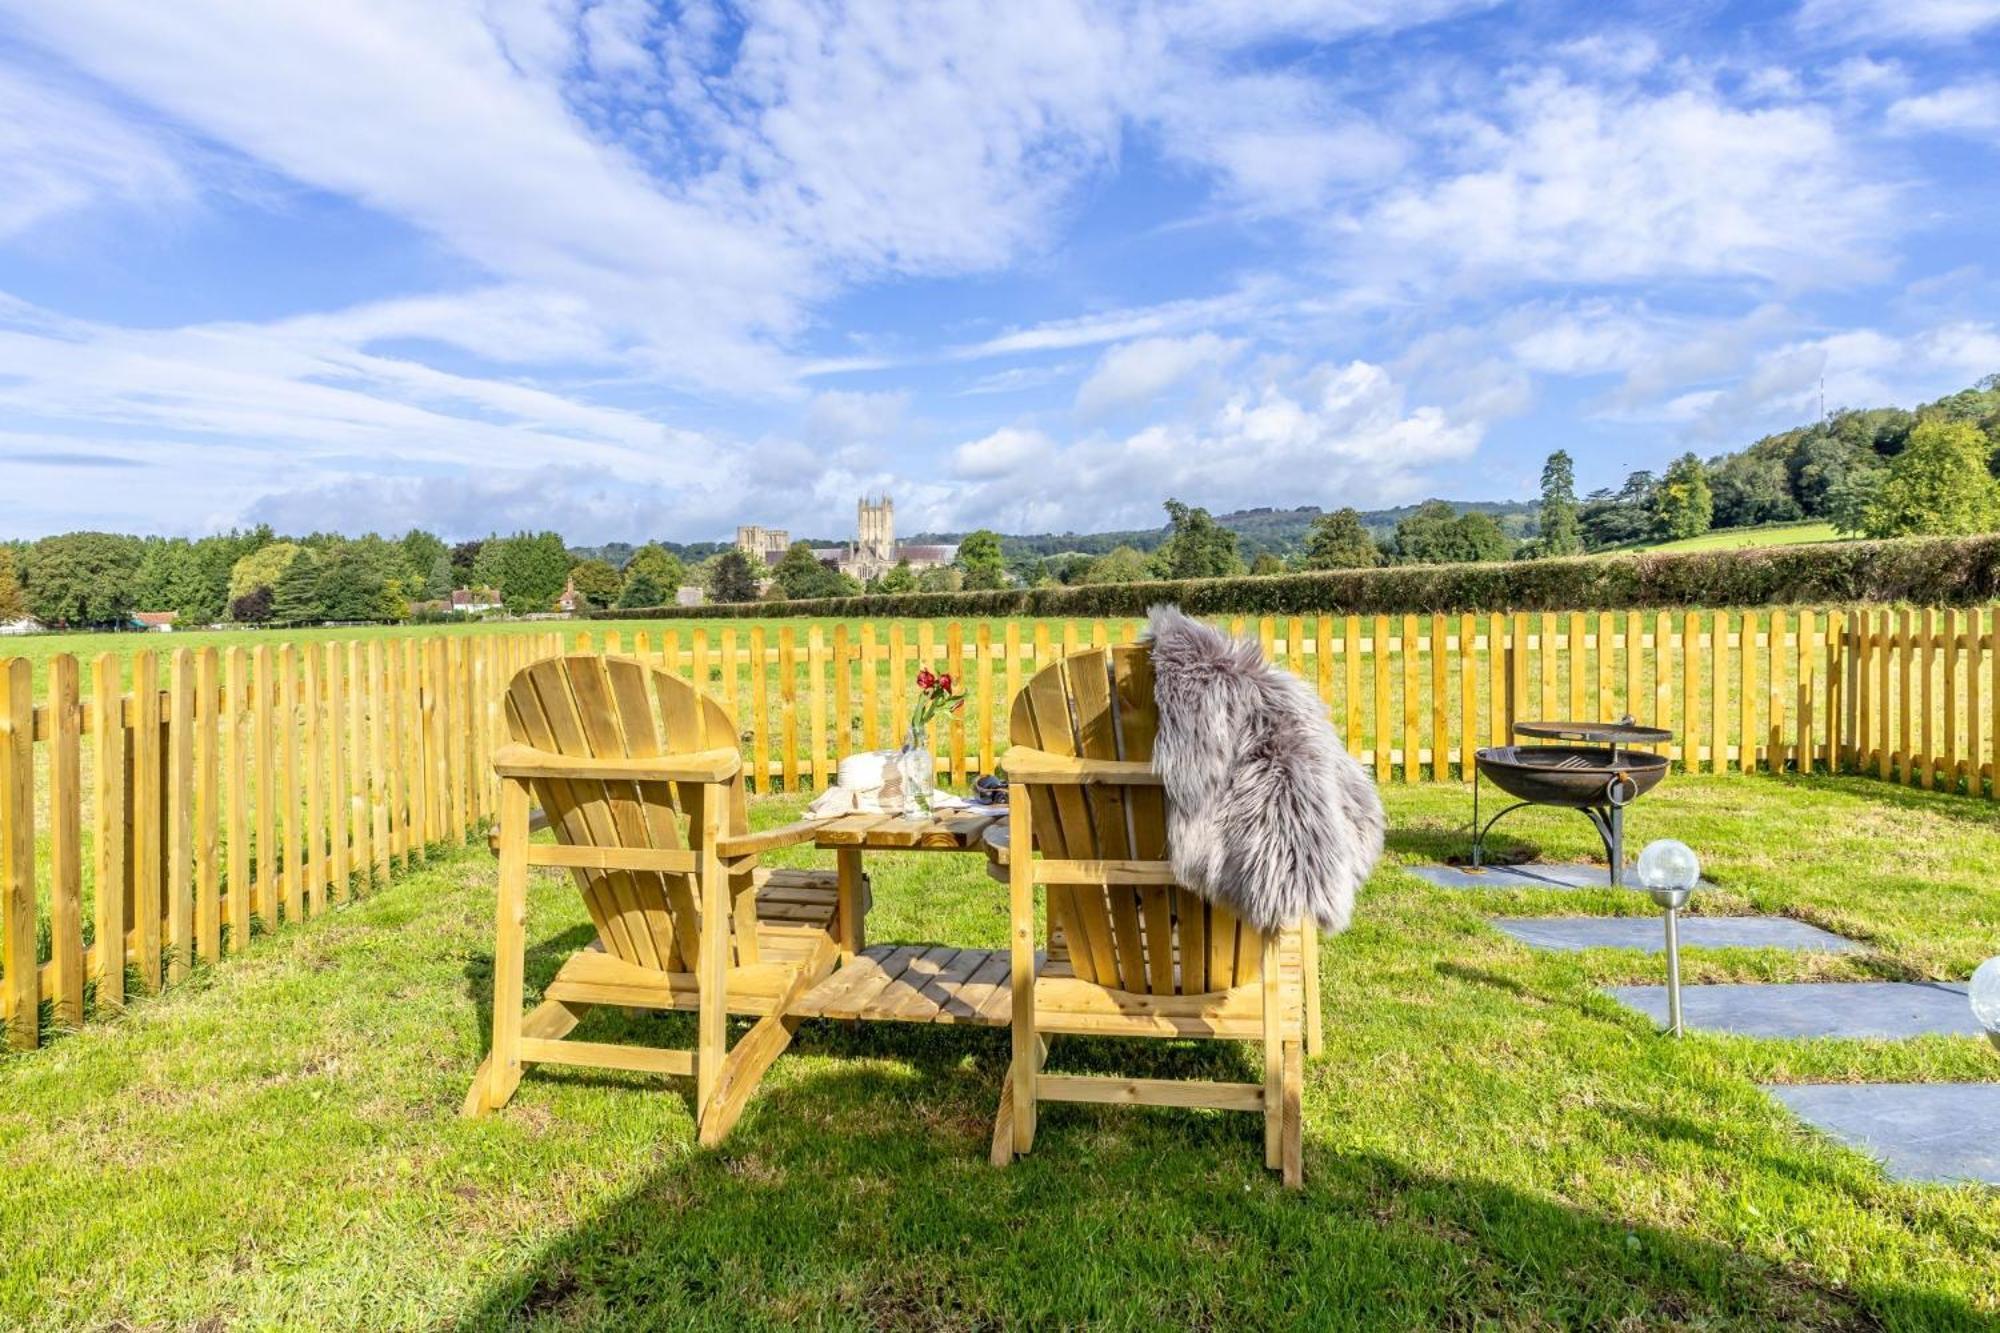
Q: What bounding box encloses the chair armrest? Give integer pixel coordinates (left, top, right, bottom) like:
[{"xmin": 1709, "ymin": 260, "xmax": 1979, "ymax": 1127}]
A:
[
  {"xmin": 1000, "ymin": 745, "xmax": 1161, "ymax": 786},
  {"xmin": 714, "ymin": 818, "xmax": 832, "ymax": 859},
  {"xmin": 492, "ymin": 742, "xmax": 741, "ymax": 784}
]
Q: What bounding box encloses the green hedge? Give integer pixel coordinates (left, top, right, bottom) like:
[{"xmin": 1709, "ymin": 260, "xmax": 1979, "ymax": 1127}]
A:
[{"xmin": 596, "ymin": 533, "xmax": 2000, "ymax": 621}]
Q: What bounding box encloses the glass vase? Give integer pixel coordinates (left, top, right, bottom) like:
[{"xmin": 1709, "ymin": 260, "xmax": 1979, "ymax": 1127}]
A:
[{"xmin": 896, "ymin": 724, "xmax": 935, "ymax": 814}]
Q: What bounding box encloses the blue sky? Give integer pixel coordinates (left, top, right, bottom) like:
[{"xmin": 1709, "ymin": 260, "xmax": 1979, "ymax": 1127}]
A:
[{"xmin": 1, "ymin": 0, "xmax": 1997, "ymax": 542}]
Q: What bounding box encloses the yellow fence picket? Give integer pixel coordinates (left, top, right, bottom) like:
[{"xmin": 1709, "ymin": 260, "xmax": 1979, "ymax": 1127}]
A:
[
  {"xmin": 195, "ymin": 649, "xmax": 220, "ymax": 963},
  {"xmin": 0, "ymin": 658, "xmax": 32, "ymax": 1048},
  {"xmin": 91, "ymin": 654, "xmax": 127, "ymax": 1010},
  {"xmin": 166, "ymin": 650, "xmax": 195, "ymax": 984},
  {"xmin": 132, "ymin": 648, "xmax": 162, "ymax": 991},
  {"xmin": 48, "ymin": 656, "xmax": 84, "ymax": 1027}
]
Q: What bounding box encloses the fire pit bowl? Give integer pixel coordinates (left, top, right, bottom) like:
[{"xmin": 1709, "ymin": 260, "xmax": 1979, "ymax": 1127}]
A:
[
  {"xmin": 1476, "ymin": 745, "xmax": 1669, "ymax": 809},
  {"xmin": 1469, "ymin": 718, "xmax": 1675, "ymax": 888}
]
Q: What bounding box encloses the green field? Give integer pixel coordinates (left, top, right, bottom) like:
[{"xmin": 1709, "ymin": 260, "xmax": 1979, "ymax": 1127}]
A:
[
  {"xmin": 1, "ymin": 776, "xmax": 1997, "ymax": 1328},
  {"xmin": 1639, "ymin": 521, "xmax": 1843, "ymax": 554}
]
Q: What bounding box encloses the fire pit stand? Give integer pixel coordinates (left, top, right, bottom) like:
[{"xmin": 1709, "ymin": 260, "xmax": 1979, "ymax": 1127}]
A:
[{"xmin": 1471, "ymin": 718, "xmax": 1674, "ymax": 889}]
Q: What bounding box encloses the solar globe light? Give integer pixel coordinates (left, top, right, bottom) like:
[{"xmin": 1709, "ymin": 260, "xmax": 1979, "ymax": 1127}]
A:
[
  {"xmin": 1972, "ymin": 956, "xmax": 2000, "ymax": 1056},
  {"xmin": 1637, "ymin": 839, "xmax": 1702, "ymax": 1038}
]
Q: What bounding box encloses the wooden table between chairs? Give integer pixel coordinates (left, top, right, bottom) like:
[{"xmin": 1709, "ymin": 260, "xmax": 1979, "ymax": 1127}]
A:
[{"xmin": 785, "ymin": 807, "xmax": 1018, "ymax": 1029}]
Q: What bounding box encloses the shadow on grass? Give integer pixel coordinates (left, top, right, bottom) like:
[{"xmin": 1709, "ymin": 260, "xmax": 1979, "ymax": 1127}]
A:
[{"xmin": 444, "ymin": 1051, "xmax": 1990, "ymax": 1331}]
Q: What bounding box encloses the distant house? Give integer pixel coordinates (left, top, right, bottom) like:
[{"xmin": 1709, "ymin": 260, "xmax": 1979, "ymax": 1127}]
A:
[
  {"xmin": 449, "ymin": 587, "xmax": 502, "ymax": 614},
  {"xmin": 675, "ymin": 585, "xmax": 704, "ymax": 607},
  {"xmin": 131, "ymin": 611, "xmax": 178, "ymax": 632},
  {"xmin": 555, "ymin": 576, "xmax": 580, "ymax": 614},
  {"xmin": 0, "ymin": 616, "xmax": 44, "ymax": 636}
]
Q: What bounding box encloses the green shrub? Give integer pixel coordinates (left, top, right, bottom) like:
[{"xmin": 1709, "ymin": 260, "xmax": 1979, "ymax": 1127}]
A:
[{"xmin": 593, "ymin": 533, "xmax": 2000, "ymax": 620}]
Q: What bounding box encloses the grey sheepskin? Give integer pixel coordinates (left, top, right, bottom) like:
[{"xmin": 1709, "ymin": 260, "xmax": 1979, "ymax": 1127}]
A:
[{"xmin": 1144, "ymin": 604, "xmax": 1384, "ymax": 935}]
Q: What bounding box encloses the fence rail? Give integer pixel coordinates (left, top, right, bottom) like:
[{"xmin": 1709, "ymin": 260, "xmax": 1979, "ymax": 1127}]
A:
[{"xmin": 3, "ymin": 606, "xmax": 1996, "ymax": 1051}]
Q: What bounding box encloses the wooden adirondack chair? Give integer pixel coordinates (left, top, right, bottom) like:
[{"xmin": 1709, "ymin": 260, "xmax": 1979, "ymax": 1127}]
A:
[
  {"xmin": 990, "ymin": 644, "xmax": 1308, "ymax": 1186},
  {"xmin": 463, "ymin": 654, "xmax": 842, "ymax": 1145}
]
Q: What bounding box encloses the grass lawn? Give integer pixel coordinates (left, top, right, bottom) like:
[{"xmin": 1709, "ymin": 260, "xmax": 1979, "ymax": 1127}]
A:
[
  {"xmin": 2, "ymin": 774, "xmax": 1998, "ymax": 1329},
  {"xmin": 1639, "ymin": 521, "xmax": 1843, "ymax": 554}
]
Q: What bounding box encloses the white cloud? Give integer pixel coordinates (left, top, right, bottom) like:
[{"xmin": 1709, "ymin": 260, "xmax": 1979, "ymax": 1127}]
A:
[
  {"xmin": 950, "ymin": 286, "xmax": 1274, "ymax": 360},
  {"xmin": 1074, "ymin": 333, "xmax": 1244, "ymax": 415},
  {"xmin": 1796, "ymin": 0, "xmax": 2000, "ymax": 42},
  {"xmin": 1886, "ymin": 80, "xmax": 2000, "ymax": 134},
  {"xmin": 1657, "ymin": 321, "xmax": 2000, "ymax": 440},
  {"xmin": 933, "ymin": 359, "xmax": 1480, "ymax": 531},
  {"xmin": 803, "ymin": 390, "xmax": 909, "ymax": 448},
  {"xmin": 1344, "ymin": 71, "xmax": 1897, "ymax": 293},
  {"xmin": 0, "ymin": 64, "xmax": 193, "ymax": 238}
]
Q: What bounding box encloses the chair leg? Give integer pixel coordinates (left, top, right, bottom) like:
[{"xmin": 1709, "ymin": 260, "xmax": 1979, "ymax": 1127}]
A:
[
  {"xmin": 699, "ymin": 1012, "xmax": 803, "ymax": 1147},
  {"xmin": 466, "ymin": 778, "xmax": 531, "ymax": 1118},
  {"xmin": 1263, "ymin": 933, "xmax": 1282, "ymax": 1169},
  {"xmin": 461, "ymin": 998, "xmax": 586, "ymax": 1117},
  {"xmin": 991, "ymin": 1036, "xmax": 1048, "ymax": 1167},
  {"xmin": 1281, "ymin": 1039, "xmax": 1303, "ymax": 1188},
  {"xmin": 698, "ymin": 940, "xmax": 832, "ymax": 1146},
  {"xmin": 1302, "ymin": 924, "xmax": 1324, "ymax": 1058}
]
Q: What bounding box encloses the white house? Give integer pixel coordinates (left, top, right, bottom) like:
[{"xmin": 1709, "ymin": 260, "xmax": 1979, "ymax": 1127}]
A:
[{"xmin": 0, "ymin": 616, "xmax": 43, "ymax": 636}]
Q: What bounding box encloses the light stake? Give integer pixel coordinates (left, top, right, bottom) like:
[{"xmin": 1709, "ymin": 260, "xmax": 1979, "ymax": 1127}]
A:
[{"xmin": 1637, "ymin": 839, "xmax": 1701, "ymax": 1038}]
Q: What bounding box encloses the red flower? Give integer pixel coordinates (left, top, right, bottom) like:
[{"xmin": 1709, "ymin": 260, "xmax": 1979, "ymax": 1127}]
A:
[
  {"xmin": 916, "ymin": 668, "xmax": 935, "ymax": 689},
  {"xmin": 937, "ymin": 673, "xmax": 953, "ymax": 692}
]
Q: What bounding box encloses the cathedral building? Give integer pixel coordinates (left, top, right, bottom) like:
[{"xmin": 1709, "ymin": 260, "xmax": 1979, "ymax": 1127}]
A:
[
  {"xmin": 814, "ymin": 496, "xmax": 957, "ymax": 582},
  {"xmin": 737, "ymin": 496, "xmax": 955, "ymax": 583}
]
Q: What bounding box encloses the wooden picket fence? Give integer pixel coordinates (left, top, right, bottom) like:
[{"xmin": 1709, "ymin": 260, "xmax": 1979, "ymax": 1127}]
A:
[
  {"xmin": 0, "ymin": 632, "xmax": 561, "ymax": 1050},
  {"xmin": 567, "ymin": 608, "xmax": 2000, "ymax": 793},
  {"xmin": 4, "ymin": 604, "xmax": 1998, "ymax": 1050}
]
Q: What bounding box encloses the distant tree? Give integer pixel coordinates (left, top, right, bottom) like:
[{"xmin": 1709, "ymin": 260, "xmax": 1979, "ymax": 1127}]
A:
[
  {"xmin": 23, "ymin": 531, "xmax": 144, "ymax": 625},
  {"xmin": 873, "ymin": 561, "xmax": 918, "ymax": 594},
  {"xmin": 616, "ymin": 570, "xmax": 666, "ymax": 609},
  {"xmin": 307, "ymin": 537, "xmax": 409, "ymax": 622},
  {"xmin": 1709, "ymin": 450, "xmax": 1799, "ymax": 529},
  {"xmin": 1075, "ymin": 546, "xmax": 1154, "ymax": 584},
  {"xmin": 955, "ymin": 529, "xmax": 1009, "ymax": 589},
  {"xmin": 133, "ymin": 539, "xmax": 219, "ymax": 622},
  {"xmin": 1863, "ymin": 418, "xmax": 2000, "ymax": 538},
  {"xmin": 567, "ymin": 558, "xmax": 622, "ymax": 609},
  {"xmin": 1826, "ymin": 465, "xmax": 1885, "ymax": 537},
  {"xmin": 399, "ymin": 528, "xmax": 448, "ymax": 587},
  {"xmin": 231, "ymin": 586, "xmax": 273, "ymax": 624},
  {"xmin": 773, "ymin": 541, "xmax": 851, "ymax": 599},
  {"xmin": 1579, "ymin": 471, "xmax": 1657, "ymax": 549},
  {"xmin": 1788, "ymin": 432, "xmax": 1861, "ymax": 518},
  {"xmin": 1649, "ymin": 453, "xmax": 1714, "ymax": 541},
  {"xmin": 450, "ymin": 539, "xmax": 484, "ymax": 584},
  {"xmin": 1250, "ymin": 552, "xmax": 1285, "ymax": 576},
  {"xmin": 228, "ymin": 542, "xmax": 303, "ymax": 606},
  {"xmin": 270, "ymin": 550, "xmax": 324, "ymax": 624},
  {"xmin": 709, "ymin": 549, "xmax": 760, "ymax": 603},
  {"xmin": 1153, "ymin": 500, "xmax": 1243, "ymax": 579},
  {"xmin": 622, "ymin": 544, "xmax": 685, "ymax": 600},
  {"xmin": 423, "ymin": 553, "xmax": 454, "ymax": 600},
  {"xmin": 0, "ymin": 548, "xmax": 26, "ymax": 619},
  {"xmin": 1538, "ymin": 450, "xmax": 1581, "ymax": 555},
  {"xmin": 913, "ymin": 566, "xmax": 960, "ymax": 593},
  {"xmin": 483, "ymin": 532, "xmax": 570, "ymax": 612},
  {"xmin": 1300, "ymin": 508, "xmax": 1381, "ymax": 570},
  {"xmin": 1390, "ymin": 501, "xmax": 1514, "ymax": 564}
]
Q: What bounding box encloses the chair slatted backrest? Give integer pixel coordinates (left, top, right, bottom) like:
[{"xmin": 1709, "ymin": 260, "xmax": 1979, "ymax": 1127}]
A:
[
  {"xmin": 1011, "ymin": 645, "xmax": 1262, "ymax": 995},
  {"xmin": 504, "ymin": 654, "xmax": 751, "ymax": 973}
]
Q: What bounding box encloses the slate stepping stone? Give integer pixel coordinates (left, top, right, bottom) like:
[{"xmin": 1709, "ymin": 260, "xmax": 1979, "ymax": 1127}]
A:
[
  {"xmin": 1604, "ymin": 982, "xmax": 1982, "ymax": 1039},
  {"xmin": 1768, "ymin": 1083, "xmax": 2000, "ymax": 1185},
  {"xmin": 1408, "ymin": 862, "xmax": 1714, "ymax": 891},
  {"xmin": 1495, "ymin": 916, "xmax": 1861, "ymax": 954}
]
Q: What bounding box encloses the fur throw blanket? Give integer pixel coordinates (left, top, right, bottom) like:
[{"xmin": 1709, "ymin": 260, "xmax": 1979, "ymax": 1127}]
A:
[{"xmin": 1144, "ymin": 604, "xmax": 1383, "ymax": 935}]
